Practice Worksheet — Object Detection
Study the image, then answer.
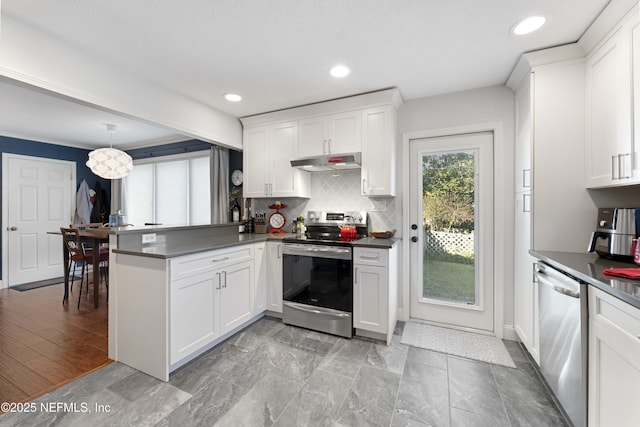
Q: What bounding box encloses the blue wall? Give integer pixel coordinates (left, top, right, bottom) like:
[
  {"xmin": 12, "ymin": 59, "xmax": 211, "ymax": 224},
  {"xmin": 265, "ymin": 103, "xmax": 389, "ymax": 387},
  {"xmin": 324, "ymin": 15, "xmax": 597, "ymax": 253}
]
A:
[
  {"xmin": 0, "ymin": 135, "xmax": 110, "ymax": 280},
  {"xmin": 0, "ymin": 137, "xmax": 244, "ymax": 281}
]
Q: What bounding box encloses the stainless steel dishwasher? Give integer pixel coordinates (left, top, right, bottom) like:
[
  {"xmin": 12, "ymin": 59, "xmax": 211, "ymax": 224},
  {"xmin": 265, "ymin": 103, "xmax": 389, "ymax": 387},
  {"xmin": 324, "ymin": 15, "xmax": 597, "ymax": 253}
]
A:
[{"xmin": 535, "ymin": 262, "xmax": 587, "ymax": 427}]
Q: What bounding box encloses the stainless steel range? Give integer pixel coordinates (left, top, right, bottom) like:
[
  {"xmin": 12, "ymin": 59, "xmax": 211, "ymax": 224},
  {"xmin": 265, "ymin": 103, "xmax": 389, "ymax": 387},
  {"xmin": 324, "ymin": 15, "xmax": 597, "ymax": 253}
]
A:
[{"xmin": 282, "ymin": 211, "xmax": 368, "ymax": 338}]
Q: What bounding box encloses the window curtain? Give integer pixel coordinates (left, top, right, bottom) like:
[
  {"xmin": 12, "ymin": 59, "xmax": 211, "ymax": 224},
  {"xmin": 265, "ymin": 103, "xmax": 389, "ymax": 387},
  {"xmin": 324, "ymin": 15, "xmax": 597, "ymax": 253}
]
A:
[
  {"xmin": 111, "ymin": 178, "xmax": 126, "ymax": 216},
  {"xmin": 211, "ymin": 146, "xmax": 229, "ymax": 224}
]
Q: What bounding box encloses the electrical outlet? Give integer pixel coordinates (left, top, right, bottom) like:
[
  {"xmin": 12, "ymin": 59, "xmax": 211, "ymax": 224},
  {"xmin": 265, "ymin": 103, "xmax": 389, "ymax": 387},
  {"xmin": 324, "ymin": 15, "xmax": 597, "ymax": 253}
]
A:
[{"xmin": 142, "ymin": 233, "xmax": 157, "ymax": 244}]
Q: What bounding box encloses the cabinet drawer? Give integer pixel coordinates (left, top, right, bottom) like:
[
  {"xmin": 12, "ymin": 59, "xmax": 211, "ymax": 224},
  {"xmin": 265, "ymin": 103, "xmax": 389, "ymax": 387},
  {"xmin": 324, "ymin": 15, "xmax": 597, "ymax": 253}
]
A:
[
  {"xmin": 590, "ymin": 287, "xmax": 640, "ymax": 341},
  {"xmin": 170, "ymin": 245, "xmax": 253, "ymax": 281},
  {"xmin": 354, "ymin": 248, "xmax": 388, "ymax": 267}
]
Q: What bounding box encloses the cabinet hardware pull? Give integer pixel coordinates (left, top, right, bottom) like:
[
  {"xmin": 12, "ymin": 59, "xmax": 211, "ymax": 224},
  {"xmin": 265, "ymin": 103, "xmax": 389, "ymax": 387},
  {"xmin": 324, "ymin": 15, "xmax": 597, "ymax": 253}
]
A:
[
  {"xmin": 212, "ymin": 257, "xmax": 230, "ymax": 263},
  {"xmin": 612, "ymin": 155, "xmax": 618, "ymax": 180},
  {"xmin": 623, "ymin": 153, "xmax": 632, "ymax": 179},
  {"xmin": 354, "ymin": 267, "xmax": 358, "ymax": 283},
  {"xmin": 264, "ymin": 183, "xmax": 269, "ymax": 195},
  {"xmin": 618, "ymin": 154, "xmax": 624, "ymax": 180},
  {"xmin": 223, "ymin": 271, "xmax": 227, "ymax": 288},
  {"xmin": 522, "ymin": 169, "xmax": 530, "ymax": 188},
  {"xmin": 362, "ymin": 178, "xmax": 367, "ymax": 194},
  {"xmin": 277, "ymin": 244, "xmax": 282, "ymax": 259},
  {"xmin": 322, "ymin": 139, "xmax": 327, "ymax": 154},
  {"xmin": 359, "ymin": 255, "xmax": 379, "ymax": 260},
  {"xmin": 216, "ymin": 272, "xmax": 221, "ymax": 290},
  {"xmin": 523, "ymin": 194, "xmax": 531, "ymax": 213},
  {"xmin": 327, "ymin": 138, "xmax": 332, "ymax": 153}
]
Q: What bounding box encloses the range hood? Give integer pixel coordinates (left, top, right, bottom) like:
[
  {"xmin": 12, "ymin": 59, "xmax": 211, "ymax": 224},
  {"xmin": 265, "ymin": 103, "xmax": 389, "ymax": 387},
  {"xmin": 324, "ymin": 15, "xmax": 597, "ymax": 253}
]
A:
[{"xmin": 290, "ymin": 152, "xmax": 361, "ymax": 171}]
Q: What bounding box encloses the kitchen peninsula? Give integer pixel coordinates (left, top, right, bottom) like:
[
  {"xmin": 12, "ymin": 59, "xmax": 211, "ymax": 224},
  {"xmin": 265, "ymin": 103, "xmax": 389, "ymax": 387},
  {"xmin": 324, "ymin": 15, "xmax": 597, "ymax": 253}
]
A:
[{"xmin": 107, "ymin": 223, "xmax": 399, "ymax": 381}]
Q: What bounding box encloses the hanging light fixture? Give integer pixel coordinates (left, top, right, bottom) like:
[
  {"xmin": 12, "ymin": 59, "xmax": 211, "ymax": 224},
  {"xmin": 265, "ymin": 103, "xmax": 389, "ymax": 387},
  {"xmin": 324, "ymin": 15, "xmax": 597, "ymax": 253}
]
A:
[{"xmin": 86, "ymin": 124, "xmax": 133, "ymax": 179}]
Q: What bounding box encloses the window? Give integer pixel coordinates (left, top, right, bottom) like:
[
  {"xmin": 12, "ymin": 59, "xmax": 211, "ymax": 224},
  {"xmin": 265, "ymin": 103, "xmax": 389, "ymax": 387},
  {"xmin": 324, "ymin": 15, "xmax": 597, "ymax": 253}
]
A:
[{"xmin": 123, "ymin": 152, "xmax": 211, "ymax": 226}]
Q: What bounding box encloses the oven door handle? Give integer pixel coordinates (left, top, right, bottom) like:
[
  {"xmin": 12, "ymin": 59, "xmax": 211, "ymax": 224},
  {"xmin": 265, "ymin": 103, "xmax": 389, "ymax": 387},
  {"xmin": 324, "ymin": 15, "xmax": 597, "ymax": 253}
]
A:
[{"xmin": 283, "ymin": 301, "xmax": 351, "ymax": 317}]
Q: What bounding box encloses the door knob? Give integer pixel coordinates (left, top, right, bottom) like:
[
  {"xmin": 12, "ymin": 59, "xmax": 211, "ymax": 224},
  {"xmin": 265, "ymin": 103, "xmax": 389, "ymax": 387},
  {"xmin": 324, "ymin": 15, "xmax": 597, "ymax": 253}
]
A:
[
  {"xmin": 411, "ymin": 236, "xmax": 418, "ymax": 242},
  {"xmin": 7, "ymin": 226, "xmax": 17, "ymax": 231},
  {"xmin": 411, "ymin": 224, "xmax": 418, "ymax": 230}
]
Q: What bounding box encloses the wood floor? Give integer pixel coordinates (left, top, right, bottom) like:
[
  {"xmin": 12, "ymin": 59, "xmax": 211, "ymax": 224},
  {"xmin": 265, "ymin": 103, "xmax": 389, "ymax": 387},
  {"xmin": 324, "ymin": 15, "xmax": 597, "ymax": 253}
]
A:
[{"xmin": 0, "ymin": 279, "xmax": 110, "ymax": 405}]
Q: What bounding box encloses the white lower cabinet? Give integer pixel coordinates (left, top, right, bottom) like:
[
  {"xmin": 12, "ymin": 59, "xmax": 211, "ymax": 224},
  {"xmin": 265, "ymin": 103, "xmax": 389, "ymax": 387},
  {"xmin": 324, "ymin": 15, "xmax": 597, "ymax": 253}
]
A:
[
  {"xmin": 266, "ymin": 241, "xmax": 283, "ymax": 314},
  {"xmin": 169, "ymin": 246, "xmax": 255, "ymax": 365},
  {"xmin": 253, "ymin": 243, "xmax": 267, "ymax": 315},
  {"xmin": 353, "ymin": 246, "xmax": 397, "ymax": 344},
  {"xmin": 219, "ymin": 259, "xmax": 254, "ymax": 335},
  {"xmin": 170, "ymin": 270, "xmax": 220, "ymax": 364},
  {"xmin": 588, "ymin": 287, "xmax": 640, "ymax": 427}
]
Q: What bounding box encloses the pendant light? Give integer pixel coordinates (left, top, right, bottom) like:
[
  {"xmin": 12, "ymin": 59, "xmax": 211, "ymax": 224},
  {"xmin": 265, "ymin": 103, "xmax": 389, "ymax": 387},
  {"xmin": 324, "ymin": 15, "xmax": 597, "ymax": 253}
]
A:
[{"xmin": 86, "ymin": 124, "xmax": 133, "ymax": 179}]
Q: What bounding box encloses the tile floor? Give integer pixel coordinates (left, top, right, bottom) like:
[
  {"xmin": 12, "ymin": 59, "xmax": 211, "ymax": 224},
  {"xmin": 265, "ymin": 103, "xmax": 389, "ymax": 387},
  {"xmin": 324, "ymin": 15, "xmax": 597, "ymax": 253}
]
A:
[{"xmin": 0, "ymin": 318, "xmax": 567, "ymax": 426}]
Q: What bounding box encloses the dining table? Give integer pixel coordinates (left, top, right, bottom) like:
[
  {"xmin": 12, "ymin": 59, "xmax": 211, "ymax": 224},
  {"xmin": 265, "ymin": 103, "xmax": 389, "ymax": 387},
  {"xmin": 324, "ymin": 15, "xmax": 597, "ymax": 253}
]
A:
[{"xmin": 50, "ymin": 227, "xmax": 112, "ymax": 308}]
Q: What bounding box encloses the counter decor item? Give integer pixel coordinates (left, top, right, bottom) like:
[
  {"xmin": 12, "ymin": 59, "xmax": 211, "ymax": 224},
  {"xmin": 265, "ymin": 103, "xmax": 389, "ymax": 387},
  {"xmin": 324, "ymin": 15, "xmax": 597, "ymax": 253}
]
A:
[
  {"xmin": 603, "ymin": 267, "xmax": 640, "ymax": 279},
  {"xmin": 268, "ymin": 203, "xmax": 287, "ymax": 234},
  {"xmin": 370, "ymin": 229, "xmax": 396, "ymax": 239},
  {"xmin": 254, "ymin": 213, "xmax": 267, "ymax": 234}
]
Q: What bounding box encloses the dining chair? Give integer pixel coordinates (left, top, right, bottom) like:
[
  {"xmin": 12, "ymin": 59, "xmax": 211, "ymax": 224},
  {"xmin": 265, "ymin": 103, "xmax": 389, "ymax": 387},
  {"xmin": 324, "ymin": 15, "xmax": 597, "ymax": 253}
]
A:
[{"xmin": 60, "ymin": 227, "xmax": 109, "ymax": 308}]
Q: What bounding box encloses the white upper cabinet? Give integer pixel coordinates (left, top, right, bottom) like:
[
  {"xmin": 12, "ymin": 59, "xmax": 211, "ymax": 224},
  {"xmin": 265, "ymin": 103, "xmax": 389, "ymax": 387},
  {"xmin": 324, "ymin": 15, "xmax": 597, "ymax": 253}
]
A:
[
  {"xmin": 298, "ymin": 110, "xmax": 362, "ymax": 157},
  {"xmin": 243, "ymin": 121, "xmax": 310, "ymax": 198},
  {"xmin": 241, "ymin": 89, "xmax": 402, "ymax": 199},
  {"xmin": 361, "ymin": 105, "xmax": 397, "ymax": 197},
  {"xmin": 515, "ymin": 73, "xmax": 533, "ymax": 194},
  {"xmin": 585, "ymin": 20, "xmax": 634, "ymax": 188}
]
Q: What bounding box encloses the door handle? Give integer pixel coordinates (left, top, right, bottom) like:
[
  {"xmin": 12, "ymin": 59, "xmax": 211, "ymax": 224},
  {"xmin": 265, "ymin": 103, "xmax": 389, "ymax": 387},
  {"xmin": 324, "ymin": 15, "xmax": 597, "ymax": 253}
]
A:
[{"xmin": 7, "ymin": 226, "xmax": 17, "ymax": 231}]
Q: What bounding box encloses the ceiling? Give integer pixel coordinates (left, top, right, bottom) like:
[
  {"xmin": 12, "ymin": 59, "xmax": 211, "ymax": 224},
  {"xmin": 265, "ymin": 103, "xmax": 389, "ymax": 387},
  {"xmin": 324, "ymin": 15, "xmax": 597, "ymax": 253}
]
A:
[{"xmin": 1, "ymin": 0, "xmax": 612, "ymax": 149}]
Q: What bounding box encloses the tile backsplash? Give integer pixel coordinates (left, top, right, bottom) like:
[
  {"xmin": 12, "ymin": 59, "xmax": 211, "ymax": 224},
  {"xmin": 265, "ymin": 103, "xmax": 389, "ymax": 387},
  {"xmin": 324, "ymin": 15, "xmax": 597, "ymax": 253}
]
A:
[{"xmin": 251, "ymin": 170, "xmax": 396, "ymax": 232}]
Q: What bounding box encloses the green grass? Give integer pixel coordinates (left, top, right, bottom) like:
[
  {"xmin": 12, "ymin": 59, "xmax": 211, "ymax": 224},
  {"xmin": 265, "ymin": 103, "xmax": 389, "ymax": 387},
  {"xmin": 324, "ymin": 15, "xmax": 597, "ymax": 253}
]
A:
[{"xmin": 423, "ymin": 257, "xmax": 475, "ymax": 304}]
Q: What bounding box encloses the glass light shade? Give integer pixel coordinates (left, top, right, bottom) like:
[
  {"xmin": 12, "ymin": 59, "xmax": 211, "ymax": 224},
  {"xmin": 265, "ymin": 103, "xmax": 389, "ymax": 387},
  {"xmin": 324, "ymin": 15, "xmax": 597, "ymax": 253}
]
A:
[{"xmin": 86, "ymin": 147, "xmax": 133, "ymax": 179}]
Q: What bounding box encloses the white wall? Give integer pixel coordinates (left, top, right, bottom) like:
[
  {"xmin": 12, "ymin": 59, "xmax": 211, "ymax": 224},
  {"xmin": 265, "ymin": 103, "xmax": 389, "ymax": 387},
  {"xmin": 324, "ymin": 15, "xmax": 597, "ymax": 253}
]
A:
[
  {"xmin": 0, "ymin": 15, "xmax": 242, "ymax": 150},
  {"xmin": 397, "ymin": 85, "xmax": 516, "ymax": 338}
]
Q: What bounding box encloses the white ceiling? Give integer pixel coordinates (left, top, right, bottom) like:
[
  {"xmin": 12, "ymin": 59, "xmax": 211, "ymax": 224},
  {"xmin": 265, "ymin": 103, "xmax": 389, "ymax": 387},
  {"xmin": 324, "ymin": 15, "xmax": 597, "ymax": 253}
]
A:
[{"xmin": 1, "ymin": 0, "xmax": 612, "ymax": 149}]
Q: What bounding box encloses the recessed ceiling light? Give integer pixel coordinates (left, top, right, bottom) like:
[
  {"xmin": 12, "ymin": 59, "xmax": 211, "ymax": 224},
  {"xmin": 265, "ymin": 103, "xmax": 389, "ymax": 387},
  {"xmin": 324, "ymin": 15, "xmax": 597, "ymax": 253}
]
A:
[
  {"xmin": 513, "ymin": 16, "xmax": 546, "ymax": 35},
  {"xmin": 330, "ymin": 65, "xmax": 350, "ymax": 78},
  {"xmin": 224, "ymin": 93, "xmax": 242, "ymax": 102}
]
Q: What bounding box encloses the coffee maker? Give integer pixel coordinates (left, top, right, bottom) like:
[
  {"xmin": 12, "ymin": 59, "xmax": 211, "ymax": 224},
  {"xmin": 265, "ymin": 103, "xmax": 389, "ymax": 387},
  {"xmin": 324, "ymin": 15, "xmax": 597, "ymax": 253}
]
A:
[{"xmin": 588, "ymin": 208, "xmax": 639, "ymax": 261}]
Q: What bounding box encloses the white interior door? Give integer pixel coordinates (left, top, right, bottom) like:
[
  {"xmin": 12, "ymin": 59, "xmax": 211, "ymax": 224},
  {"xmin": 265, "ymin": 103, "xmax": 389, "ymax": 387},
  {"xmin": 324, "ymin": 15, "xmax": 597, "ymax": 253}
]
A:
[
  {"xmin": 2, "ymin": 154, "xmax": 75, "ymax": 287},
  {"xmin": 408, "ymin": 132, "xmax": 494, "ymax": 332}
]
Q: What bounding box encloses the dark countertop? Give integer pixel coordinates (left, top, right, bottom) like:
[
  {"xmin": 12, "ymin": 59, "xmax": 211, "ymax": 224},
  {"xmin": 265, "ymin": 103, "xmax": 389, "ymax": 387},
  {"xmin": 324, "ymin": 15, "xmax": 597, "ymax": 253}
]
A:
[
  {"xmin": 352, "ymin": 236, "xmax": 400, "ymax": 249},
  {"xmin": 113, "ymin": 232, "xmax": 400, "ymax": 259},
  {"xmin": 531, "ymin": 250, "xmax": 640, "ymax": 310},
  {"xmin": 108, "ymin": 222, "xmax": 239, "ymax": 235},
  {"xmin": 113, "ymin": 233, "xmax": 289, "ymax": 259}
]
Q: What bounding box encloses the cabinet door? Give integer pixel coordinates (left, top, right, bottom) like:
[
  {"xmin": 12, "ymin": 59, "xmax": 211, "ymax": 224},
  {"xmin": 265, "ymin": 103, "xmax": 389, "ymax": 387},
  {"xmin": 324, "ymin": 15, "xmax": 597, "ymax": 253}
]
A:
[
  {"xmin": 515, "ymin": 74, "xmax": 533, "ymax": 193},
  {"xmin": 298, "ymin": 116, "xmax": 327, "ymax": 158},
  {"xmin": 328, "ymin": 110, "xmax": 362, "ymax": 154},
  {"xmin": 219, "ymin": 260, "xmax": 254, "ymax": 335},
  {"xmin": 588, "ymin": 287, "xmax": 640, "ymax": 426},
  {"xmin": 362, "ymin": 105, "xmax": 396, "ymax": 196},
  {"xmin": 253, "ymin": 243, "xmax": 267, "ymax": 315},
  {"xmin": 514, "ymin": 193, "xmax": 540, "ymax": 363},
  {"xmin": 585, "ymin": 27, "xmax": 633, "ymax": 187},
  {"xmin": 170, "ymin": 272, "xmax": 219, "ymax": 364},
  {"xmin": 632, "ymin": 21, "xmax": 640, "ymax": 180},
  {"xmin": 270, "ymin": 122, "xmax": 303, "ymax": 197},
  {"xmin": 243, "ymin": 126, "xmax": 269, "ymax": 197},
  {"xmin": 589, "ymin": 319, "xmax": 640, "ymax": 427},
  {"xmin": 266, "ymin": 242, "xmax": 283, "ymax": 313},
  {"xmin": 353, "ymin": 264, "xmax": 387, "ymax": 334}
]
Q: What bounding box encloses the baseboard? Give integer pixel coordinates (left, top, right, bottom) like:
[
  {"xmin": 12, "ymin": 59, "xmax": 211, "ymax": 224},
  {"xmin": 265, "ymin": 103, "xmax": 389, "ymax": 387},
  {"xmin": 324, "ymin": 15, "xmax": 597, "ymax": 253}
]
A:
[{"xmin": 502, "ymin": 324, "xmax": 519, "ymax": 342}]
